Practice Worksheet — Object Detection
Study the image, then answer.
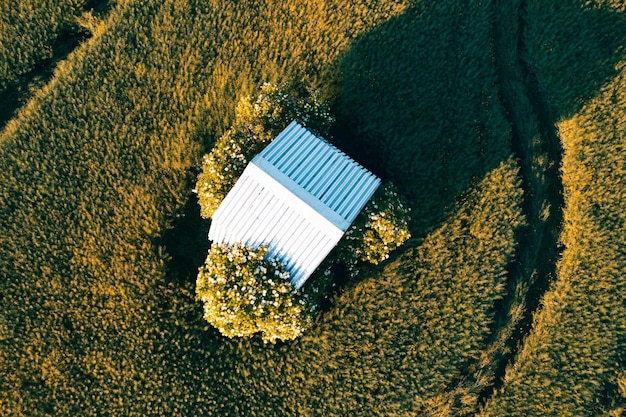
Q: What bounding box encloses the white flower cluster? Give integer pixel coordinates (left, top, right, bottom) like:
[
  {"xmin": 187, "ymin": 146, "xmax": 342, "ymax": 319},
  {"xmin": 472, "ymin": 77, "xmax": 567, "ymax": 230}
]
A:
[
  {"xmin": 195, "ymin": 129, "xmax": 252, "ymax": 218},
  {"xmin": 358, "ymin": 184, "xmax": 411, "ymax": 264},
  {"xmin": 196, "ymin": 243, "xmax": 312, "ymax": 343},
  {"xmin": 236, "ymin": 82, "xmax": 334, "ymax": 137}
]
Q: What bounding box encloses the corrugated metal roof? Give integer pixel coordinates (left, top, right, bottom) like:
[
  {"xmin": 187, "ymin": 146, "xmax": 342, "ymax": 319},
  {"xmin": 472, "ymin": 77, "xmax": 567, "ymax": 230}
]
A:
[{"xmin": 209, "ymin": 121, "xmax": 380, "ymax": 289}]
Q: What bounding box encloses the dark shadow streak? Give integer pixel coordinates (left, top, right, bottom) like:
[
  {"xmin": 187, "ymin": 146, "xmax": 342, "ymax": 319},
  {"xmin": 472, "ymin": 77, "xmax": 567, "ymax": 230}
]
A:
[{"xmin": 480, "ymin": 0, "xmax": 626, "ymax": 406}]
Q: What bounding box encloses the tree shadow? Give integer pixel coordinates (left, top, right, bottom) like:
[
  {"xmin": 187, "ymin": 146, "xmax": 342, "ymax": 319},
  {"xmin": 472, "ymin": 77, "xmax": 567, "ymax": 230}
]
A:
[
  {"xmin": 330, "ymin": 0, "xmax": 626, "ymax": 242},
  {"xmin": 160, "ymin": 192, "xmax": 210, "ymax": 285},
  {"xmin": 331, "ymin": 2, "xmax": 510, "ymax": 241},
  {"xmin": 522, "ymin": 0, "xmax": 626, "ymax": 120}
]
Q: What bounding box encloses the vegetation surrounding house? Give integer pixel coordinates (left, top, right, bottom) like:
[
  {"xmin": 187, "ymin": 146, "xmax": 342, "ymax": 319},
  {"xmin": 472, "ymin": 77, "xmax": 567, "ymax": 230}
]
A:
[
  {"xmin": 195, "ymin": 86, "xmax": 410, "ymax": 342},
  {"xmin": 194, "ymin": 82, "xmax": 335, "ymax": 220},
  {"xmin": 206, "ymin": 120, "xmax": 382, "ymax": 288},
  {"xmin": 0, "ymin": 0, "xmax": 623, "ymax": 415},
  {"xmin": 342, "ymin": 182, "xmax": 411, "ymax": 267}
]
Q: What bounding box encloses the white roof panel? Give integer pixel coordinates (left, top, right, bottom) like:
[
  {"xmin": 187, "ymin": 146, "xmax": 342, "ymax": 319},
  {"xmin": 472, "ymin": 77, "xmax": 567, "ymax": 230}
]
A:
[{"xmin": 208, "ymin": 121, "xmax": 380, "ymax": 288}]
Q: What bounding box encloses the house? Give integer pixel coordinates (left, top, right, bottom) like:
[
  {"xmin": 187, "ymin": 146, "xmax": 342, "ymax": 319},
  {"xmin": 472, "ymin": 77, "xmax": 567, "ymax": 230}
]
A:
[{"xmin": 208, "ymin": 120, "xmax": 380, "ymax": 289}]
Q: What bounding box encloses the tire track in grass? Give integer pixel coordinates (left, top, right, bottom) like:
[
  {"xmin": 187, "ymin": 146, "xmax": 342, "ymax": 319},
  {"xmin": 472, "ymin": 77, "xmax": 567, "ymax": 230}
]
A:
[
  {"xmin": 0, "ymin": 0, "xmax": 112, "ymax": 131},
  {"xmin": 479, "ymin": 0, "xmax": 565, "ymax": 405}
]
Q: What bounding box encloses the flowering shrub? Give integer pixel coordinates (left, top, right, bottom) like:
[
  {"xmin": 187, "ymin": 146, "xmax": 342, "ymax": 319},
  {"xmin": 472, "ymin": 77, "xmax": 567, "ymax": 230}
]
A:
[
  {"xmin": 195, "ymin": 129, "xmax": 253, "ymax": 219},
  {"xmin": 236, "ymin": 82, "xmax": 334, "ymax": 140},
  {"xmin": 195, "ymin": 243, "xmax": 312, "ymax": 343},
  {"xmin": 194, "ymin": 83, "xmax": 334, "ymax": 218},
  {"xmin": 340, "ymin": 183, "xmax": 412, "ymax": 273},
  {"xmin": 358, "ymin": 183, "xmax": 411, "ymax": 264}
]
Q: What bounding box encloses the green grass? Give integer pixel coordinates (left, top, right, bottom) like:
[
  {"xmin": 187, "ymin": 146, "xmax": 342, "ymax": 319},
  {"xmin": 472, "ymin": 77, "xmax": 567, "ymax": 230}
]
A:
[
  {"xmin": 522, "ymin": 0, "xmax": 626, "ymax": 120},
  {"xmin": 1, "ymin": 0, "xmax": 623, "ymax": 415},
  {"xmin": 480, "ymin": 0, "xmax": 626, "ymax": 415},
  {"xmin": 0, "ymin": 0, "xmax": 91, "ymax": 128},
  {"xmin": 0, "ymin": 0, "xmax": 520, "ymax": 414},
  {"xmin": 0, "ymin": 0, "xmax": 82, "ymax": 89},
  {"xmin": 334, "ymin": 0, "xmax": 512, "ymax": 237},
  {"xmin": 286, "ymin": 159, "xmax": 523, "ymax": 416},
  {"xmin": 481, "ymin": 63, "xmax": 626, "ymax": 417}
]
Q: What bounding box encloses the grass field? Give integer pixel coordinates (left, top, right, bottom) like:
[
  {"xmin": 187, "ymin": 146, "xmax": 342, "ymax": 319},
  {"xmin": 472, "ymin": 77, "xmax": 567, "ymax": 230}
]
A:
[
  {"xmin": 480, "ymin": 0, "xmax": 626, "ymax": 415},
  {"xmin": 481, "ymin": 64, "xmax": 626, "ymax": 417},
  {"xmin": 0, "ymin": 0, "xmax": 624, "ymax": 415},
  {"xmin": 0, "ymin": 0, "xmax": 95, "ymax": 128}
]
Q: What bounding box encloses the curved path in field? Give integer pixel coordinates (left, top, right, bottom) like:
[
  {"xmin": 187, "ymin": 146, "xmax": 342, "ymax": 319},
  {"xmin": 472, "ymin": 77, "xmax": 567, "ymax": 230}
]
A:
[{"xmin": 479, "ymin": 0, "xmax": 565, "ymax": 405}]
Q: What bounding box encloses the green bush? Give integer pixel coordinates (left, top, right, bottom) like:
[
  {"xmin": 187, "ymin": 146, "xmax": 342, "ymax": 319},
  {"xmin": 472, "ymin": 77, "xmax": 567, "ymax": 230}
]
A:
[
  {"xmin": 235, "ymin": 82, "xmax": 334, "ymax": 140},
  {"xmin": 196, "ymin": 243, "xmax": 312, "ymax": 343},
  {"xmin": 355, "ymin": 183, "xmax": 411, "ymax": 265},
  {"xmin": 195, "ymin": 83, "xmax": 333, "ymax": 218},
  {"xmin": 194, "ymin": 129, "xmax": 253, "ymax": 218},
  {"xmin": 335, "ymin": 182, "xmax": 411, "ymax": 277}
]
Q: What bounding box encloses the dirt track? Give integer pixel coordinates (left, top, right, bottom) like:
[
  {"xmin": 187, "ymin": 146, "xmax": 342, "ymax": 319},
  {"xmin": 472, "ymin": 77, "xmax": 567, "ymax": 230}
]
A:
[{"xmin": 481, "ymin": 0, "xmax": 565, "ymax": 403}]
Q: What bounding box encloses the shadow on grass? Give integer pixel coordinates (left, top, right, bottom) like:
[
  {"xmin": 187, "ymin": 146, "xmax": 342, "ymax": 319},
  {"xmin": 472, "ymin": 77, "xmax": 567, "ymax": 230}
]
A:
[
  {"xmin": 522, "ymin": 0, "xmax": 626, "ymax": 120},
  {"xmin": 0, "ymin": 27, "xmax": 90, "ymax": 130},
  {"xmin": 330, "ymin": 0, "xmax": 626, "ymax": 242},
  {"xmin": 159, "ymin": 0, "xmax": 626, "ymax": 326},
  {"xmin": 153, "ymin": 2, "xmax": 626, "ymax": 414},
  {"xmin": 481, "ymin": 0, "xmax": 626, "ymax": 406},
  {"xmin": 331, "ymin": 2, "xmax": 510, "ymax": 241},
  {"xmin": 0, "ymin": 0, "xmax": 114, "ymax": 131},
  {"xmin": 161, "ymin": 191, "xmax": 210, "ymax": 285}
]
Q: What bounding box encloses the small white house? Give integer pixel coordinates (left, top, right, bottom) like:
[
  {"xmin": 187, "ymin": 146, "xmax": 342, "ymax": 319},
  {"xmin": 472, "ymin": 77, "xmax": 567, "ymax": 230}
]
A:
[{"xmin": 208, "ymin": 121, "xmax": 380, "ymax": 289}]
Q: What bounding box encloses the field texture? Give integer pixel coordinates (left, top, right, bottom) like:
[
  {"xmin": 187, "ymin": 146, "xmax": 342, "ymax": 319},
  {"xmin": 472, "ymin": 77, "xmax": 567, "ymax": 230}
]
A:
[
  {"xmin": 0, "ymin": 0, "xmax": 93, "ymax": 128},
  {"xmin": 481, "ymin": 0, "xmax": 626, "ymax": 415},
  {"xmin": 0, "ymin": 0, "xmax": 624, "ymax": 416}
]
